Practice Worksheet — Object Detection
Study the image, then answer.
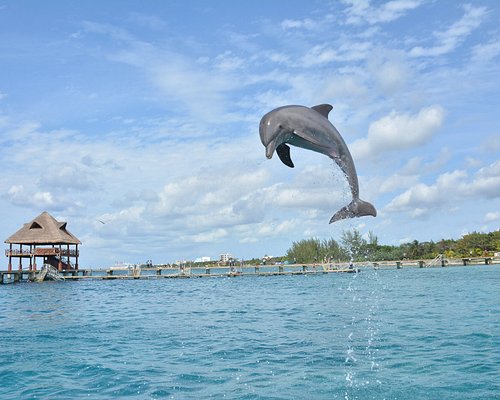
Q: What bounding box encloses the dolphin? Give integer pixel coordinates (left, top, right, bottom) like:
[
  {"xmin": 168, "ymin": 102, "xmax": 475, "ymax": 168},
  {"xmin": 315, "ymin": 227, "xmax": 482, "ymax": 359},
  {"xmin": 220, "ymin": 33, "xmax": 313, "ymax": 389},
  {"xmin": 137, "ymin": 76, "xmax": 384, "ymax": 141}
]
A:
[{"xmin": 259, "ymin": 104, "xmax": 377, "ymax": 223}]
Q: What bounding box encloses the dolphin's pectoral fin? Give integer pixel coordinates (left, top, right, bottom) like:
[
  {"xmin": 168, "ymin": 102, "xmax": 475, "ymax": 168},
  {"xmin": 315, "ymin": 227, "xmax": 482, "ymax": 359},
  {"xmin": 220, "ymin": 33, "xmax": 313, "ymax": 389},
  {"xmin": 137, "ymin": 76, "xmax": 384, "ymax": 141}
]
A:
[
  {"xmin": 311, "ymin": 104, "xmax": 333, "ymax": 119},
  {"xmin": 329, "ymin": 198, "xmax": 377, "ymax": 223},
  {"xmin": 276, "ymin": 143, "xmax": 294, "ymax": 168}
]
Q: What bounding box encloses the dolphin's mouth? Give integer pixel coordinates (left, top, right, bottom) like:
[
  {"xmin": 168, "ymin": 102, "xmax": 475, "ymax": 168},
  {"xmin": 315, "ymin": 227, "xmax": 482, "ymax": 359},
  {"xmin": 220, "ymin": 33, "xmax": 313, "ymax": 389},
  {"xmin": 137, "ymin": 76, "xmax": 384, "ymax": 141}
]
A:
[{"xmin": 265, "ymin": 139, "xmax": 277, "ymax": 159}]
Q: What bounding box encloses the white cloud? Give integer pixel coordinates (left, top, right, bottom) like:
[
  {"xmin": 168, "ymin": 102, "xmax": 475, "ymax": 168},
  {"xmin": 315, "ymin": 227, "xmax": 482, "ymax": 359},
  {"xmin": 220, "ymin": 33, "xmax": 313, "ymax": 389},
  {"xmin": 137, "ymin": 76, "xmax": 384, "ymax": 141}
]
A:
[
  {"xmin": 214, "ymin": 51, "xmax": 245, "ymax": 71},
  {"xmin": 485, "ymin": 211, "xmax": 500, "ymax": 222},
  {"xmin": 281, "ymin": 18, "xmax": 318, "ymax": 31},
  {"xmin": 343, "ymin": 0, "xmax": 422, "ymax": 25},
  {"xmin": 409, "ymin": 5, "xmax": 487, "ymax": 57},
  {"xmin": 472, "ymin": 39, "xmax": 500, "ymax": 62},
  {"xmin": 469, "ymin": 160, "xmax": 500, "ymax": 199},
  {"xmin": 378, "ymin": 173, "xmax": 418, "ymax": 193},
  {"xmin": 386, "ymin": 170, "xmax": 467, "ymax": 213},
  {"xmin": 351, "ymin": 106, "xmax": 445, "ymax": 159},
  {"xmin": 81, "ymin": 22, "xmax": 245, "ymax": 124},
  {"xmin": 369, "ymin": 55, "xmax": 409, "ymax": 94},
  {"xmin": 6, "ymin": 185, "xmax": 56, "ymax": 209},
  {"xmin": 187, "ymin": 228, "xmax": 228, "ymax": 243},
  {"xmin": 303, "ymin": 41, "xmax": 372, "ymax": 66},
  {"xmin": 386, "ymin": 161, "xmax": 500, "ymax": 216}
]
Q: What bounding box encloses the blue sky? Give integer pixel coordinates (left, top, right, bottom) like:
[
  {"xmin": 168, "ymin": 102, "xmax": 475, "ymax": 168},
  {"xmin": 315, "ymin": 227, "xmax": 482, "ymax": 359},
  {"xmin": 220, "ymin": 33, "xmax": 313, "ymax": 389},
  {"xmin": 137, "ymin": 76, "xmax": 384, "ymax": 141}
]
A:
[{"xmin": 1, "ymin": 1, "xmax": 499, "ymax": 267}]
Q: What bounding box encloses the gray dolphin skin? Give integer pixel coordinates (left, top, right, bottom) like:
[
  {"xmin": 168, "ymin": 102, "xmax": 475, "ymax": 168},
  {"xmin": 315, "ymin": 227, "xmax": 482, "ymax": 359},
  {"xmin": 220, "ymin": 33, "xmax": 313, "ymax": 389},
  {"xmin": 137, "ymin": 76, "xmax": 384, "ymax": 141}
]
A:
[{"xmin": 259, "ymin": 104, "xmax": 377, "ymax": 223}]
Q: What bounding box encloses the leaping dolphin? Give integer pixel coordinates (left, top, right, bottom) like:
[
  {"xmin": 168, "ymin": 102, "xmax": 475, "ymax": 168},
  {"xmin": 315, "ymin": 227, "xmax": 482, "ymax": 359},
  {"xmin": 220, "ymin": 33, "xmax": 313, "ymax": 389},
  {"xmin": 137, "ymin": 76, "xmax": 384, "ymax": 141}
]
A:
[{"xmin": 259, "ymin": 104, "xmax": 377, "ymax": 223}]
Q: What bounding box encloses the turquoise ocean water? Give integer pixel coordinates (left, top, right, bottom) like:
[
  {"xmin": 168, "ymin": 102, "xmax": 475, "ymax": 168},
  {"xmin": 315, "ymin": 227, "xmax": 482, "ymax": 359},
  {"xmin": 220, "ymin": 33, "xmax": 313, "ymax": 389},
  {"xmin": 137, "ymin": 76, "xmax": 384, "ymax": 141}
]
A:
[{"xmin": 1, "ymin": 265, "xmax": 498, "ymax": 399}]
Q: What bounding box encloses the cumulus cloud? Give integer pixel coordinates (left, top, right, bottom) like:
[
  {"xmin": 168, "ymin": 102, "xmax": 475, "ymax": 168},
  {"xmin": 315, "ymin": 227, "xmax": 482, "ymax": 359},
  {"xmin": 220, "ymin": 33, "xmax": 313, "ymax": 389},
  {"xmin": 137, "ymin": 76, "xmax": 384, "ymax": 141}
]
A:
[
  {"xmin": 386, "ymin": 161, "xmax": 500, "ymax": 217},
  {"xmin": 386, "ymin": 170, "xmax": 466, "ymax": 216},
  {"xmin": 470, "ymin": 160, "xmax": 500, "ymax": 199},
  {"xmin": 351, "ymin": 106, "xmax": 445, "ymax": 159},
  {"xmin": 6, "ymin": 185, "xmax": 56, "ymax": 209}
]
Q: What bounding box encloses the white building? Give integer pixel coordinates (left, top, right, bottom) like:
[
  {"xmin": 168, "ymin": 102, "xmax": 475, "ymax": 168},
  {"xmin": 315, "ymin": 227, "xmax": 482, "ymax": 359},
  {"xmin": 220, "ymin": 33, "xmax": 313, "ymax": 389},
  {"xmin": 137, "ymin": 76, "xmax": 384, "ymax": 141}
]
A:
[
  {"xmin": 220, "ymin": 253, "xmax": 232, "ymax": 263},
  {"xmin": 195, "ymin": 256, "xmax": 211, "ymax": 263}
]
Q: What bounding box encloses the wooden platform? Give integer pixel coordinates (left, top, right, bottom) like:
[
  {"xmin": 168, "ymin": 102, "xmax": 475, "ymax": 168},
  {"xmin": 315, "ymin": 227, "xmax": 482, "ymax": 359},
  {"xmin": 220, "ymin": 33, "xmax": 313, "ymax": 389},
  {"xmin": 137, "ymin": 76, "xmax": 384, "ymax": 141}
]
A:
[
  {"xmin": 62, "ymin": 268, "xmax": 358, "ymax": 281},
  {"xmin": 0, "ymin": 265, "xmax": 358, "ymax": 284},
  {"xmin": 2, "ymin": 256, "xmax": 498, "ymax": 284}
]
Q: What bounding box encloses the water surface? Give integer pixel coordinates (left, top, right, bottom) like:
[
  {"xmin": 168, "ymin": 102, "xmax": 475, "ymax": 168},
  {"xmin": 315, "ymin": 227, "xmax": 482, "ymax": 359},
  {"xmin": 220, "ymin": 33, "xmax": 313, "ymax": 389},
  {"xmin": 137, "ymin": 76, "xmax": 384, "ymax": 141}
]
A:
[{"xmin": 1, "ymin": 265, "xmax": 498, "ymax": 399}]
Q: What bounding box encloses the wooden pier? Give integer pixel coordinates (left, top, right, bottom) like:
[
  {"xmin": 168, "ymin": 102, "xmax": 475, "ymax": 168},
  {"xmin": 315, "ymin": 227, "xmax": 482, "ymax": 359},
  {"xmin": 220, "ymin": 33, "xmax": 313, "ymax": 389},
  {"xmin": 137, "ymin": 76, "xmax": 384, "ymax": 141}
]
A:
[
  {"xmin": 1, "ymin": 256, "xmax": 498, "ymax": 284},
  {"xmin": 371, "ymin": 256, "xmax": 499, "ymax": 269},
  {"xmin": 0, "ymin": 264, "xmax": 358, "ymax": 284}
]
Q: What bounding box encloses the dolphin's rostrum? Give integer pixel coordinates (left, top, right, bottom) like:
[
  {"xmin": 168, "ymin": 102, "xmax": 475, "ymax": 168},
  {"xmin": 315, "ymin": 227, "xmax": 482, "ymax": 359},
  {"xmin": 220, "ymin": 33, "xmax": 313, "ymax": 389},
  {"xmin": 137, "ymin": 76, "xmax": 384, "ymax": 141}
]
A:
[{"xmin": 259, "ymin": 104, "xmax": 377, "ymax": 223}]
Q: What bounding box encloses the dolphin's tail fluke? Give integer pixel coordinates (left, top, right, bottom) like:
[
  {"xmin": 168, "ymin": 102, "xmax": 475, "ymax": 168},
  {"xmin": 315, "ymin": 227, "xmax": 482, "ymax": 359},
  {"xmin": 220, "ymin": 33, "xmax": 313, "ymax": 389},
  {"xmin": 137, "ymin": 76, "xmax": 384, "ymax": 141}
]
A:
[{"xmin": 329, "ymin": 198, "xmax": 377, "ymax": 224}]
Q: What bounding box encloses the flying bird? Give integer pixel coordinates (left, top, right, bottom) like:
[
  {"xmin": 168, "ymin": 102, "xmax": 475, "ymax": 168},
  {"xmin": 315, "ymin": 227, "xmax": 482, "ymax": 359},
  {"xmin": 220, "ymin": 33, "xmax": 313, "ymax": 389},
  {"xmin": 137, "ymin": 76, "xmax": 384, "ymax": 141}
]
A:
[{"xmin": 259, "ymin": 103, "xmax": 376, "ymax": 223}]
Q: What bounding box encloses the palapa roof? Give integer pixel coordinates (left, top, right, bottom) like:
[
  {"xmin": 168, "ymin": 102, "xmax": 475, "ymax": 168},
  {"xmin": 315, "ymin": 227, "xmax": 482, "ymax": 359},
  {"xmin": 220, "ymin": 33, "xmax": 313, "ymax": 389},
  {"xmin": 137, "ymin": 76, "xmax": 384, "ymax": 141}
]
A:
[{"xmin": 5, "ymin": 211, "xmax": 81, "ymax": 245}]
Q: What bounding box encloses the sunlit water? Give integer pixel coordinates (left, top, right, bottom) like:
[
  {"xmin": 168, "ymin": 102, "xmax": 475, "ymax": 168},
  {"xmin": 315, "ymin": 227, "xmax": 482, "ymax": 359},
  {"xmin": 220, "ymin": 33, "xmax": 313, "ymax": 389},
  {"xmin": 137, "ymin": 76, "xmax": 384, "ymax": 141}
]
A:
[{"xmin": 1, "ymin": 265, "xmax": 498, "ymax": 399}]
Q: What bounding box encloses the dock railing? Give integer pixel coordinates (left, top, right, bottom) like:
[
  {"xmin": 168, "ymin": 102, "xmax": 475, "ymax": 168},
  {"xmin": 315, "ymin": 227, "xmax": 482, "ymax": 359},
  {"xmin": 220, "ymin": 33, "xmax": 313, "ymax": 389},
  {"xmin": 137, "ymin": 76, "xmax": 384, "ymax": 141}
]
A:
[{"xmin": 426, "ymin": 254, "xmax": 444, "ymax": 267}]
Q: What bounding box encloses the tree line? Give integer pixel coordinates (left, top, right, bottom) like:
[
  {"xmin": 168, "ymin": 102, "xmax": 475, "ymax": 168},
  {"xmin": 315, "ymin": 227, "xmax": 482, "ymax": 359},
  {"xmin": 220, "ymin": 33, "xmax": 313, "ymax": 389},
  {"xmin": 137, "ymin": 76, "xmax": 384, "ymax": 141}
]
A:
[{"xmin": 282, "ymin": 229, "xmax": 500, "ymax": 264}]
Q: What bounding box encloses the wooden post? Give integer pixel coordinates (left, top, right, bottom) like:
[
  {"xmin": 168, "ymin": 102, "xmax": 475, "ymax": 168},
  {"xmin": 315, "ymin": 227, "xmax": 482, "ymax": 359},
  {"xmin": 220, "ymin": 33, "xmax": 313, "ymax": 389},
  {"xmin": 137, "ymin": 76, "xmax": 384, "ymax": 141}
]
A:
[
  {"xmin": 75, "ymin": 244, "xmax": 79, "ymax": 270},
  {"xmin": 8, "ymin": 243, "xmax": 12, "ymax": 272},
  {"xmin": 29, "ymin": 245, "xmax": 32, "ymax": 271},
  {"xmin": 33, "ymin": 245, "xmax": 37, "ymax": 271},
  {"xmin": 58, "ymin": 245, "xmax": 63, "ymax": 271},
  {"xmin": 18, "ymin": 244, "xmax": 22, "ymax": 272}
]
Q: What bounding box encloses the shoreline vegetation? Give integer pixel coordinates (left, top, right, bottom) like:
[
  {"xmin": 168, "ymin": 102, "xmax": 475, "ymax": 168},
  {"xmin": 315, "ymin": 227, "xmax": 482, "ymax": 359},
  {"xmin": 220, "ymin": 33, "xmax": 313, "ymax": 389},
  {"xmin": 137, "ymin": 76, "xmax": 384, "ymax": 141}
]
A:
[{"xmin": 199, "ymin": 229, "xmax": 500, "ymax": 268}]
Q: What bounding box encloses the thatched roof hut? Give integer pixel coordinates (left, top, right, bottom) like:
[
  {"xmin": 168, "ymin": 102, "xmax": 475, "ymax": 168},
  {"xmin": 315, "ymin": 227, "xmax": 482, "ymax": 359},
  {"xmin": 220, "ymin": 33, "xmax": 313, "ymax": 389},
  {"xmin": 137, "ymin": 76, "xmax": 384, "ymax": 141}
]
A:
[
  {"xmin": 5, "ymin": 211, "xmax": 81, "ymax": 245},
  {"xmin": 4, "ymin": 211, "xmax": 81, "ymax": 272}
]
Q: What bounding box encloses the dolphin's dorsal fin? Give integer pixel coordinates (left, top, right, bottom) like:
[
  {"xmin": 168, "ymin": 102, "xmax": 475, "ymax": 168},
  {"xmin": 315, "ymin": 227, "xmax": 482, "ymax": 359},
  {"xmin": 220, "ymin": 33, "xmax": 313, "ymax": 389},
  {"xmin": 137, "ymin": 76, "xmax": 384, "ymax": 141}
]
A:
[{"xmin": 312, "ymin": 104, "xmax": 333, "ymax": 118}]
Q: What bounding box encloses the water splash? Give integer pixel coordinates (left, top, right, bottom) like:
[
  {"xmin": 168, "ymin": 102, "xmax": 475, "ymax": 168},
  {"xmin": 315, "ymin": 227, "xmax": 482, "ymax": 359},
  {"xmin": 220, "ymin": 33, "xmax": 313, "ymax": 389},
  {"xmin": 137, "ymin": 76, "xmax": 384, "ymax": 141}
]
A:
[{"xmin": 342, "ymin": 268, "xmax": 383, "ymax": 399}]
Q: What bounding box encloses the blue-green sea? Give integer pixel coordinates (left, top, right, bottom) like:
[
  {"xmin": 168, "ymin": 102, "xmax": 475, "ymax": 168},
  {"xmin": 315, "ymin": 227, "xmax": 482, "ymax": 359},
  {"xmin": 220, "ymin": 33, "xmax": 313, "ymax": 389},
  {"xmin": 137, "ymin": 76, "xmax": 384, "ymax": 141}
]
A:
[{"xmin": 1, "ymin": 265, "xmax": 498, "ymax": 399}]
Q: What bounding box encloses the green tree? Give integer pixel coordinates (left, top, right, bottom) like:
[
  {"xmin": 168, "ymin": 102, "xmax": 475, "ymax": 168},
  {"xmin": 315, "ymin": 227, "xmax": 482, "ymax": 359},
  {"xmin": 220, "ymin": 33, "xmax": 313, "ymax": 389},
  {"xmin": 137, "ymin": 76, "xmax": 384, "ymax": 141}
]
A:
[
  {"xmin": 340, "ymin": 229, "xmax": 367, "ymax": 261},
  {"xmin": 284, "ymin": 229, "xmax": 500, "ymax": 264},
  {"xmin": 286, "ymin": 238, "xmax": 322, "ymax": 263},
  {"xmin": 321, "ymin": 238, "xmax": 346, "ymax": 261},
  {"xmin": 286, "ymin": 237, "xmax": 347, "ymax": 263},
  {"xmin": 456, "ymin": 231, "xmax": 500, "ymax": 256}
]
